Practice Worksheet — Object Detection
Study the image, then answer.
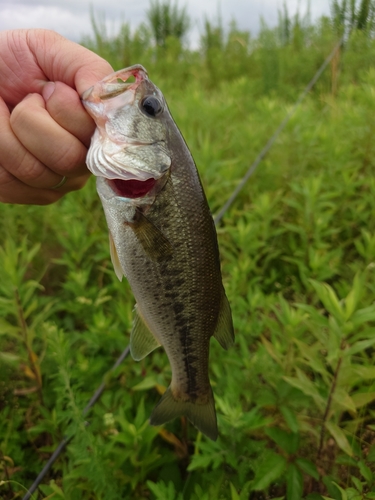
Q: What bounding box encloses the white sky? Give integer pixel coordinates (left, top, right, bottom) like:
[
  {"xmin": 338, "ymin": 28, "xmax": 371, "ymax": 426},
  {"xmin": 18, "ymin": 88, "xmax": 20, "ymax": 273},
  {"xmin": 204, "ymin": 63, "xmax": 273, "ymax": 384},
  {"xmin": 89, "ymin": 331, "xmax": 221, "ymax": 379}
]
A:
[{"xmin": 0, "ymin": 1, "xmax": 331, "ymax": 44}]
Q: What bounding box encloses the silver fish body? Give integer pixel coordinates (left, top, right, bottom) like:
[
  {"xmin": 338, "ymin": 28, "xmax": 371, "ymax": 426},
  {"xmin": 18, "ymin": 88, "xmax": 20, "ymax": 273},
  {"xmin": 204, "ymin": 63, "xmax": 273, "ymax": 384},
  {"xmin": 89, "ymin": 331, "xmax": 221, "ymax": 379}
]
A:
[{"xmin": 82, "ymin": 65, "xmax": 234, "ymax": 441}]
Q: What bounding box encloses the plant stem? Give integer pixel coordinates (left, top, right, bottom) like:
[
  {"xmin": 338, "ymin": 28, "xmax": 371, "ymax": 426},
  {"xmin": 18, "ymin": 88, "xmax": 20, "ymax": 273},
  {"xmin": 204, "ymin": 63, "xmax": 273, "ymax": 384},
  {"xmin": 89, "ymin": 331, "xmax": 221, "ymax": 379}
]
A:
[
  {"xmin": 14, "ymin": 288, "xmax": 43, "ymax": 399},
  {"xmin": 0, "ymin": 448, "xmax": 13, "ymax": 496},
  {"xmin": 317, "ymin": 354, "xmax": 343, "ymax": 460}
]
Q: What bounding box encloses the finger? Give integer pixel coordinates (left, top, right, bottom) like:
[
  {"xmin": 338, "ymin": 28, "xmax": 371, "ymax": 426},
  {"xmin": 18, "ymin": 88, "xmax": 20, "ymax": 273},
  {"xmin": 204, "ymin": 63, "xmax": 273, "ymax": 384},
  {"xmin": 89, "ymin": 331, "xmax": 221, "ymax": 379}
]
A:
[
  {"xmin": 10, "ymin": 93, "xmax": 89, "ymax": 178},
  {"xmin": 0, "ymin": 96, "xmax": 65, "ymax": 189},
  {"xmin": 0, "ymin": 30, "xmax": 113, "ymax": 107},
  {"xmin": 42, "ymin": 81, "xmax": 96, "ymax": 147},
  {"xmin": 27, "ymin": 30, "xmax": 113, "ymax": 94},
  {"xmin": 0, "ymin": 165, "xmax": 61, "ymax": 205}
]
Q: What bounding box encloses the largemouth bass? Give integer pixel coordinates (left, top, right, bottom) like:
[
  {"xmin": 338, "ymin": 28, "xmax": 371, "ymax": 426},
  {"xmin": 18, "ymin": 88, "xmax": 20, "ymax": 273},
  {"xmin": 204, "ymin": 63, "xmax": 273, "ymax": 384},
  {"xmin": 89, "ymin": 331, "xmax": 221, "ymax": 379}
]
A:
[{"xmin": 82, "ymin": 65, "xmax": 234, "ymax": 441}]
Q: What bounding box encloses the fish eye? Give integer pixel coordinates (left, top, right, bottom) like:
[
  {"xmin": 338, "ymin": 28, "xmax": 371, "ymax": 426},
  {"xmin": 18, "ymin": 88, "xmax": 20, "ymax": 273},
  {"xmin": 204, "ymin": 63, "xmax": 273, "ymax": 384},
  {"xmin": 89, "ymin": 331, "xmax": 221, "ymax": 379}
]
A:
[{"xmin": 140, "ymin": 95, "xmax": 163, "ymax": 117}]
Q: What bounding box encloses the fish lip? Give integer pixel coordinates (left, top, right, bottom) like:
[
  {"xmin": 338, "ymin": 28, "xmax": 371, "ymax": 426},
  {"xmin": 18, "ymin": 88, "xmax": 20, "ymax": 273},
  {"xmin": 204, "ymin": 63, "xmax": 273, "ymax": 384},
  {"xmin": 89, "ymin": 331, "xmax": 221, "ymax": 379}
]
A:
[
  {"xmin": 98, "ymin": 65, "xmax": 148, "ymax": 86},
  {"xmin": 81, "ymin": 65, "xmax": 148, "ymax": 102}
]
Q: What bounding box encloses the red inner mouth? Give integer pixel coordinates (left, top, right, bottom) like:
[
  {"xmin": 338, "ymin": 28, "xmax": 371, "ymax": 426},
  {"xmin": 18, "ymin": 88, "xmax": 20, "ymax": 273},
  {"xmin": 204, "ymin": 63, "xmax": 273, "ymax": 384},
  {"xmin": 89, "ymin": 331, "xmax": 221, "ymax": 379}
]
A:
[{"xmin": 110, "ymin": 178, "xmax": 156, "ymax": 199}]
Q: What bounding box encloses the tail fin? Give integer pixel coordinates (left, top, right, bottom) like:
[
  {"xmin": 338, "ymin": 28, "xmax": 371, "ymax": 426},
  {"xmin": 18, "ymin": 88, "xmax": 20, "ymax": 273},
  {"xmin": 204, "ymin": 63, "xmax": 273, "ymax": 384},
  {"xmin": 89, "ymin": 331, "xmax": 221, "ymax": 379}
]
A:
[{"xmin": 149, "ymin": 386, "xmax": 218, "ymax": 441}]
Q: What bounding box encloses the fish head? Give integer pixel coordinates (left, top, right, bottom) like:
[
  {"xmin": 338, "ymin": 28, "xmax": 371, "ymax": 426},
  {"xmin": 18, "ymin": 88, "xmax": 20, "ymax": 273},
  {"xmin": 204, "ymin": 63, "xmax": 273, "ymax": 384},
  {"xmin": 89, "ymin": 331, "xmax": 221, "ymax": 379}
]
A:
[{"xmin": 82, "ymin": 65, "xmax": 171, "ymax": 203}]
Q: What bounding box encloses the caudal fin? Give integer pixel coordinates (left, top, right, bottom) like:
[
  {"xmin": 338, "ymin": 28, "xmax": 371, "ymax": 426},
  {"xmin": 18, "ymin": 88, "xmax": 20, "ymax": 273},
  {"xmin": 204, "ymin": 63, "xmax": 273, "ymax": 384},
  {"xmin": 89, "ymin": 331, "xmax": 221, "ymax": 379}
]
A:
[{"xmin": 149, "ymin": 386, "xmax": 218, "ymax": 441}]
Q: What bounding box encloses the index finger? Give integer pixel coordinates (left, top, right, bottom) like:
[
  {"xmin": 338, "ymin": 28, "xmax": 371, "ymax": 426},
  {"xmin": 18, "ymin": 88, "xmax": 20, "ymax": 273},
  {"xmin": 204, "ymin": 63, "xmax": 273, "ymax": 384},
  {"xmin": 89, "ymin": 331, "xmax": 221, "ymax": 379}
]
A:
[
  {"xmin": 0, "ymin": 30, "xmax": 113, "ymax": 105},
  {"xmin": 34, "ymin": 30, "xmax": 114, "ymax": 94}
]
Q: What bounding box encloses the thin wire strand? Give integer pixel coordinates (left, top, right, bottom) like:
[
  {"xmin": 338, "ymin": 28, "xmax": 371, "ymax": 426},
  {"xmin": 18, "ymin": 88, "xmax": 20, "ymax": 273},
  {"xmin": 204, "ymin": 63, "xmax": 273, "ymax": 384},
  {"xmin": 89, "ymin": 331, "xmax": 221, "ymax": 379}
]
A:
[
  {"xmin": 22, "ymin": 34, "xmax": 345, "ymax": 500},
  {"xmin": 213, "ymin": 33, "xmax": 346, "ymax": 225},
  {"xmin": 22, "ymin": 346, "xmax": 131, "ymax": 500}
]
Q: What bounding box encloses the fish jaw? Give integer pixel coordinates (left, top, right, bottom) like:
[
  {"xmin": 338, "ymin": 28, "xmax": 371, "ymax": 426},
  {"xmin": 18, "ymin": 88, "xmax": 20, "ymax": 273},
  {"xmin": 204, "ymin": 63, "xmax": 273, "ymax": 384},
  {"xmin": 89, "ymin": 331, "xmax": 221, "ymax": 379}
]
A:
[
  {"xmin": 81, "ymin": 64, "xmax": 148, "ymax": 121},
  {"xmin": 82, "ymin": 65, "xmax": 171, "ymax": 183}
]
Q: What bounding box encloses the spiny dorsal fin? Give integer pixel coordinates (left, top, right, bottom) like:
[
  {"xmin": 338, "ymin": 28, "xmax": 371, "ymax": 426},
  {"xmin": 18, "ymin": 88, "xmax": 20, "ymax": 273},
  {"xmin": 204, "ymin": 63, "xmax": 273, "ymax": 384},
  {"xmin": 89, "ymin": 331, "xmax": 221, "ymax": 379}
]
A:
[
  {"xmin": 150, "ymin": 386, "xmax": 218, "ymax": 441},
  {"xmin": 130, "ymin": 305, "xmax": 161, "ymax": 361},
  {"xmin": 213, "ymin": 291, "xmax": 234, "ymax": 350},
  {"xmin": 109, "ymin": 231, "xmax": 124, "ymax": 281},
  {"xmin": 130, "ymin": 210, "xmax": 173, "ymax": 261}
]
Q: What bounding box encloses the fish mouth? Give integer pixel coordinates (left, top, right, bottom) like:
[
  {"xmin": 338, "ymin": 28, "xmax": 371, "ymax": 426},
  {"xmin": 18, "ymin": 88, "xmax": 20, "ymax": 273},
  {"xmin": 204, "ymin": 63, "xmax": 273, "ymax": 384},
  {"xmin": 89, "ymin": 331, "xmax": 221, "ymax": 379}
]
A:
[
  {"xmin": 82, "ymin": 65, "xmax": 148, "ymax": 102},
  {"xmin": 108, "ymin": 177, "xmax": 157, "ymax": 199}
]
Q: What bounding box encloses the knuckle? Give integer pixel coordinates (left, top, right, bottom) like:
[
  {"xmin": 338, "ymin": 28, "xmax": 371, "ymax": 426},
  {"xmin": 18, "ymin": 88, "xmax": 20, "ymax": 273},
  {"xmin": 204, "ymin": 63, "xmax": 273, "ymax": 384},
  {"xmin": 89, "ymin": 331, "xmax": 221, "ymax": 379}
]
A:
[
  {"xmin": 54, "ymin": 142, "xmax": 88, "ymax": 174},
  {"xmin": 13, "ymin": 153, "xmax": 46, "ymax": 184},
  {"xmin": 10, "ymin": 95, "xmax": 44, "ymax": 131}
]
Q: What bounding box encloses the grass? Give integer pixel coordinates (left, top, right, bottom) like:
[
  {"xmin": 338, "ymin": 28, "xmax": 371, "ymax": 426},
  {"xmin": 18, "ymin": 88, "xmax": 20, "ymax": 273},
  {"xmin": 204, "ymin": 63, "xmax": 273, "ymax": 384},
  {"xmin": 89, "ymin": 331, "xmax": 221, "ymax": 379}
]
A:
[{"xmin": 2, "ymin": 5, "xmax": 375, "ymax": 499}]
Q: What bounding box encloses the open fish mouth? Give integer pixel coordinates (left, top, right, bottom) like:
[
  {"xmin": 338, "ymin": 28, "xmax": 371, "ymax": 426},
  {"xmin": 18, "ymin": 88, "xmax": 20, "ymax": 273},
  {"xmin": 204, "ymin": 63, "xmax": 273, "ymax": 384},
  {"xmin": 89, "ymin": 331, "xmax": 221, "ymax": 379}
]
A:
[
  {"xmin": 81, "ymin": 65, "xmax": 148, "ymax": 102},
  {"xmin": 108, "ymin": 177, "xmax": 157, "ymax": 199}
]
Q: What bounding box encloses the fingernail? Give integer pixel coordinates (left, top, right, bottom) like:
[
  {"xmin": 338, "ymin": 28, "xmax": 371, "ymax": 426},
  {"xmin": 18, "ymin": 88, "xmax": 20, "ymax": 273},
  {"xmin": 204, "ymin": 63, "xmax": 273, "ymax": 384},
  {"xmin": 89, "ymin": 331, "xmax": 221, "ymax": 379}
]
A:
[{"xmin": 42, "ymin": 82, "xmax": 55, "ymax": 102}]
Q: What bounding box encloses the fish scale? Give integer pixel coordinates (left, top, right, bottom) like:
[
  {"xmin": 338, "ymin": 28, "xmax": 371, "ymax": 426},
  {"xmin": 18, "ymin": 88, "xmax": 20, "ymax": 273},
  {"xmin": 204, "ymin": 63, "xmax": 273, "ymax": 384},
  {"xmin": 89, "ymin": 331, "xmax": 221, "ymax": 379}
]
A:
[{"xmin": 82, "ymin": 64, "xmax": 234, "ymax": 441}]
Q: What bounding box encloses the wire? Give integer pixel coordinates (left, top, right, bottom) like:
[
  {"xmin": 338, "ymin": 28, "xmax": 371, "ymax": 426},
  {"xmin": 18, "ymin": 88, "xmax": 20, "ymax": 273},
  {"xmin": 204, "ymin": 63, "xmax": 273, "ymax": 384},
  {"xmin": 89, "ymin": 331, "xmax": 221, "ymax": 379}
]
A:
[
  {"xmin": 213, "ymin": 33, "xmax": 346, "ymax": 225},
  {"xmin": 22, "ymin": 33, "xmax": 345, "ymax": 500},
  {"xmin": 22, "ymin": 346, "xmax": 130, "ymax": 500}
]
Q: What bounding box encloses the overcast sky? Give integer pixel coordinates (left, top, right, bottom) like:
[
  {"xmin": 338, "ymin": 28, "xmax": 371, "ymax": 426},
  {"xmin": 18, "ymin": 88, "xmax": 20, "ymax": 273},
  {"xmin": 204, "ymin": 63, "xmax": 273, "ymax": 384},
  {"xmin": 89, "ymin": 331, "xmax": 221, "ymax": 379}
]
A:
[{"xmin": 1, "ymin": 1, "xmax": 331, "ymax": 45}]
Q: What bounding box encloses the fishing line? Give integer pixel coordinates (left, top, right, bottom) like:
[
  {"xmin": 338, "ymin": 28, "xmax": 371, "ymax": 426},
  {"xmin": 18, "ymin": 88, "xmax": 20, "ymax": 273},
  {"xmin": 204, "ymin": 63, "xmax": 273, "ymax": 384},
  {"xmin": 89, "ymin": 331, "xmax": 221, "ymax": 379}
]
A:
[{"xmin": 22, "ymin": 32, "xmax": 345, "ymax": 500}]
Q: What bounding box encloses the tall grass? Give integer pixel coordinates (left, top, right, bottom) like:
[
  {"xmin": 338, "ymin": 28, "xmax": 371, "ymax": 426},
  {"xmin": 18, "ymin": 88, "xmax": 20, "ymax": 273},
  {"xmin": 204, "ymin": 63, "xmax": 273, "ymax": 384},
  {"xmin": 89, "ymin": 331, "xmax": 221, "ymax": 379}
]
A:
[{"xmin": 2, "ymin": 3, "xmax": 375, "ymax": 499}]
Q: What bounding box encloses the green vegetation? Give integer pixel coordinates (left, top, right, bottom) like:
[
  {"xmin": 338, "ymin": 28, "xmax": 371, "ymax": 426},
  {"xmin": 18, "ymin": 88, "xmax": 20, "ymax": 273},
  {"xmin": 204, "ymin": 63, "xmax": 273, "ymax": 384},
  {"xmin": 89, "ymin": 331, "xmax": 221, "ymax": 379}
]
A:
[{"xmin": 2, "ymin": 1, "xmax": 375, "ymax": 498}]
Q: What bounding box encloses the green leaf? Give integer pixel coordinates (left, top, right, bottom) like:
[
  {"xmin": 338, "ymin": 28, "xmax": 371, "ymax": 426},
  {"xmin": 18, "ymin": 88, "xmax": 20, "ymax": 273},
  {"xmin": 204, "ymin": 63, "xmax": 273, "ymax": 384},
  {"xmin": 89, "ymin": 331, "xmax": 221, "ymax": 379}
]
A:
[
  {"xmin": 332, "ymin": 389, "xmax": 356, "ymax": 414},
  {"xmin": 345, "ymin": 338, "xmax": 375, "ymax": 356},
  {"xmin": 344, "ymin": 273, "xmax": 364, "ymax": 320},
  {"xmin": 331, "ymin": 481, "xmax": 348, "ymax": 500},
  {"xmin": 187, "ymin": 454, "xmax": 215, "ymax": 471},
  {"xmin": 296, "ymin": 458, "xmax": 319, "ymax": 480},
  {"xmin": 0, "ymin": 318, "xmax": 19, "ymax": 337},
  {"xmin": 351, "ymin": 306, "xmax": 375, "ymax": 327},
  {"xmin": 283, "ymin": 369, "xmax": 325, "ymax": 409},
  {"xmin": 0, "ymin": 352, "xmax": 20, "ymax": 364},
  {"xmin": 325, "ymin": 421, "xmax": 353, "ymax": 457},
  {"xmin": 358, "ymin": 460, "xmax": 373, "ymax": 483},
  {"xmin": 265, "ymin": 427, "xmax": 299, "ymax": 454},
  {"xmin": 310, "ymin": 280, "xmax": 344, "ymax": 322},
  {"xmin": 350, "ymin": 475, "xmax": 363, "ymax": 492},
  {"xmin": 280, "ymin": 406, "xmax": 299, "ymax": 433},
  {"xmin": 252, "ymin": 452, "xmax": 286, "ymax": 491},
  {"xmin": 367, "ymin": 446, "xmax": 375, "ymax": 462},
  {"xmin": 286, "ymin": 464, "xmax": 303, "ymax": 500},
  {"xmin": 230, "ymin": 483, "xmax": 240, "ymax": 500},
  {"xmin": 132, "ymin": 377, "xmax": 158, "ymax": 391},
  {"xmin": 351, "ymin": 391, "xmax": 375, "ymax": 409}
]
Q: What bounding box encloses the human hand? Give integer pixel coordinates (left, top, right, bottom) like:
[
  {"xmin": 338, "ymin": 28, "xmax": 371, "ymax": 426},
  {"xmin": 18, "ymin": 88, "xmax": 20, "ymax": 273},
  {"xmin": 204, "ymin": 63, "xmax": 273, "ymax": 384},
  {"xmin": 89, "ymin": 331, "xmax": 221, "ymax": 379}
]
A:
[{"xmin": 0, "ymin": 29, "xmax": 113, "ymax": 204}]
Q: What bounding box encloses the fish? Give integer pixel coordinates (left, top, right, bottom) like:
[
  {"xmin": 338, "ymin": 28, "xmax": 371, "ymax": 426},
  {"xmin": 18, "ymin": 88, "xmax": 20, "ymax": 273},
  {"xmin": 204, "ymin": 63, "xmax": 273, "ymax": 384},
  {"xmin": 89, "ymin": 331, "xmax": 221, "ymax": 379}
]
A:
[{"xmin": 82, "ymin": 65, "xmax": 234, "ymax": 441}]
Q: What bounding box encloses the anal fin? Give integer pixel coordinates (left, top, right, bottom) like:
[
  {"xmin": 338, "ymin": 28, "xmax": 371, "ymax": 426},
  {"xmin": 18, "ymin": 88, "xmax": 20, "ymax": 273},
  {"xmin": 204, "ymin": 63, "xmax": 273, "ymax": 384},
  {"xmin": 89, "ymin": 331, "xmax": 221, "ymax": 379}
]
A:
[
  {"xmin": 213, "ymin": 291, "xmax": 234, "ymax": 350},
  {"xmin": 130, "ymin": 305, "xmax": 160, "ymax": 361}
]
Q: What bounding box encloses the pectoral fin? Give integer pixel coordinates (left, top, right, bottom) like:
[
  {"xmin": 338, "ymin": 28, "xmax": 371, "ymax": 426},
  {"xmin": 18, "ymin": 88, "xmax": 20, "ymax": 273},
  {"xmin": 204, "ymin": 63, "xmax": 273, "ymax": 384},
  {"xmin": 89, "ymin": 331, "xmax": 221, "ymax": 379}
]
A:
[
  {"xmin": 213, "ymin": 291, "xmax": 234, "ymax": 350},
  {"xmin": 130, "ymin": 210, "xmax": 173, "ymax": 261},
  {"xmin": 109, "ymin": 232, "xmax": 124, "ymax": 281},
  {"xmin": 130, "ymin": 305, "xmax": 161, "ymax": 361}
]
